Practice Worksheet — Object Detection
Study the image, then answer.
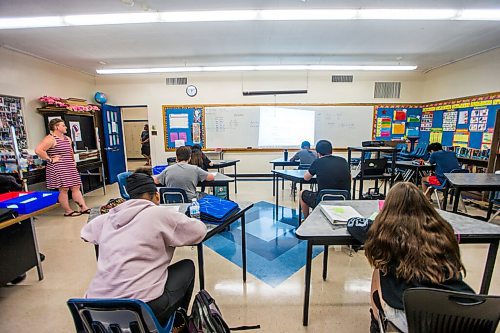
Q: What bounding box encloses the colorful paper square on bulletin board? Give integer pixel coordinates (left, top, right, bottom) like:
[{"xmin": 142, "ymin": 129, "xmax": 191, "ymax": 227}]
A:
[
  {"xmin": 392, "ymin": 123, "xmax": 405, "ymax": 135},
  {"xmin": 394, "ymin": 110, "xmax": 407, "ymax": 121}
]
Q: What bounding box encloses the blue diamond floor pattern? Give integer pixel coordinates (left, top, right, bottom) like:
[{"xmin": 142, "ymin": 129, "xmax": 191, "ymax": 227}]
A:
[{"xmin": 203, "ymin": 201, "xmax": 323, "ymax": 287}]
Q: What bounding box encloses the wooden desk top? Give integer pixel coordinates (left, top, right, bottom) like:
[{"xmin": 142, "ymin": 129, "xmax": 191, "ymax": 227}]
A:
[{"xmin": 0, "ymin": 204, "xmax": 59, "ymax": 231}]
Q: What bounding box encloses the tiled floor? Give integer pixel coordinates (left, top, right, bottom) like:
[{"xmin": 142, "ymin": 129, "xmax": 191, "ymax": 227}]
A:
[{"xmin": 0, "ymin": 179, "xmax": 499, "ymax": 332}]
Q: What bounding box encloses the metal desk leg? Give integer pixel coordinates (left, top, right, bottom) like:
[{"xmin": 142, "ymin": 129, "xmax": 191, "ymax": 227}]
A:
[
  {"xmin": 282, "ymin": 166, "xmax": 285, "ymax": 190},
  {"xmin": 443, "ymin": 183, "xmax": 450, "ymax": 211},
  {"xmin": 322, "ymin": 245, "xmax": 328, "ymax": 280},
  {"xmin": 486, "ymin": 191, "xmax": 494, "ymax": 221},
  {"xmin": 197, "ymin": 244, "xmax": 204, "ymax": 290},
  {"xmin": 241, "ymin": 214, "xmax": 247, "ymax": 283},
  {"xmin": 298, "ymin": 182, "xmax": 303, "ymax": 222},
  {"xmin": 453, "ymin": 188, "xmax": 461, "ymax": 213},
  {"xmin": 353, "ymin": 178, "xmax": 357, "ymax": 200},
  {"xmin": 226, "ymin": 183, "xmax": 230, "ymax": 200},
  {"xmin": 275, "ymin": 174, "xmax": 279, "ymax": 217},
  {"xmin": 303, "ymin": 241, "xmax": 313, "ymax": 326},
  {"xmin": 30, "ymin": 217, "xmax": 43, "ymax": 281},
  {"xmin": 272, "ymin": 165, "xmax": 276, "ymax": 196},
  {"xmin": 480, "ymin": 240, "xmax": 499, "ymax": 294},
  {"xmin": 234, "ymin": 163, "xmax": 238, "ymax": 194}
]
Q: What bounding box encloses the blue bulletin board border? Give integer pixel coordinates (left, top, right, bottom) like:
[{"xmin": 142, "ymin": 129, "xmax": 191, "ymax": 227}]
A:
[
  {"xmin": 162, "ymin": 105, "xmax": 205, "ymax": 151},
  {"xmin": 372, "ymin": 92, "xmax": 500, "ymax": 150}
]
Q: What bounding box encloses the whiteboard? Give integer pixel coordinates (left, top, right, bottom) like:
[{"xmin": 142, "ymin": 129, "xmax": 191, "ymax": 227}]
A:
[{"xmin": 205, "ymin": 105, "xmax": 374, "ymax": 149}]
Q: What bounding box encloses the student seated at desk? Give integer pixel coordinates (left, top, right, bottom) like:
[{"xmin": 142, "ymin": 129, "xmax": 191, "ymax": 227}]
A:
[
  {"xmin": 300, "ymin": 140, "xmax": 351, "ymax": 219},
  {"xmin": 290, "ymin": 140, "xmax": 317, "ymax": 165},
  {"xmin": 190, "ymin": 144, "xmax": 213, "ymax": 171},
  {"xmin": 81, "ymin": 173, "xmax": 207, "ymax": 327},
  {"xmin": 154, "ymin": 146, "xmax": 215, "ymax": 200},
  {"xmin": 421, "ymin": 142, "xmax": 460, "ymax": 200},
  {"xmin": 352, "ymin": 182, "xmax": 474, "ymax": 333}
]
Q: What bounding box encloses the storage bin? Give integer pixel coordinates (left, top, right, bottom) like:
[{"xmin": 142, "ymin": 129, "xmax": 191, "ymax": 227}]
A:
[
  {"xmin": 0, "ymin": 191, "xmax": 58, "ymax": 214},
  {"xmin": 0, "ymin": 191, "xmax": 32, "ymax": 202},
  {"xmin": 152, "ymin": 165, "xmax": 168, "ymax": 175}
]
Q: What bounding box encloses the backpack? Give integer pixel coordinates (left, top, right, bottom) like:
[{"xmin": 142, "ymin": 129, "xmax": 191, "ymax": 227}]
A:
[{"xmin": 187, "ymin": 290, "xmax": 260, "ymax": 333}]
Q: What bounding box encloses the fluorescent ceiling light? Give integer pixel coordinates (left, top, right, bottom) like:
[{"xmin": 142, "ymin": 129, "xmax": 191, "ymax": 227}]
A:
[
  {"xmin": 63, "ymin": 13, "xmax": 160, "ymax": 26},
  {"xmin": 358, "ymin": 9, "xmax": 458, "ymax": 20},
  {"xmin": 2, "ymin": 8, "xmax": 499, "ymax": 29},
  {"xmin": 96, "ymin": 65, "xmax": 418, "ymax": 75},
  {"xmin": 457, "ymin": 9, "xmax": 500, "ymax": 20},
  {"xmin": 0, "ymin": 16, "xmax": 64, "ymax": 29}
]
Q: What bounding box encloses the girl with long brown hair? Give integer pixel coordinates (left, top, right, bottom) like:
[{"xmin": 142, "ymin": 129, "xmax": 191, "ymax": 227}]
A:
[{"xmin": 363, "ymin": 182, "xmax": 473, "ymax": 332}]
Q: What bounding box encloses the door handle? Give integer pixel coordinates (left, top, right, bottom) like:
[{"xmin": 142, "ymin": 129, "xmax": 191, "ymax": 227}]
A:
[{"xmin": 104, "ymin": 147, "xmax": 112, "ymax": 151}]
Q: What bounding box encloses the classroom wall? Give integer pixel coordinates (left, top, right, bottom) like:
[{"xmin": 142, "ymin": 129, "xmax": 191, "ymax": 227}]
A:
[
  {"xmin": 0, "ymin": 47, "xmax": 95, "ymax": 150},
  {"xmin": 422, "ymin": 48, "xmax": 500, "ymax": 102},
  {"xmin": 96, "ymin": 71, "xmax": 425, "ymax": 173}
]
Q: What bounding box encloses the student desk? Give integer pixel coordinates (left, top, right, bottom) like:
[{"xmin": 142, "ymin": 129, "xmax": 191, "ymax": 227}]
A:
[
  {"xmin": 272, "ymin": 169, "xmax": 316, "ymax": 222},
  {"xmin": 270, "ymin": 158, "xmax": 300, "ymax": 196},
  {"xmin": 202, "ymin": 173, "xmax": 235, "ymax": 199},
  {"xmin": 395, "ymin": 160, "xmax": 434, "ymax": 185},
  {"xmin": 296, "ymin": 200, "xmax": 500, "ymax": 326},
  {"xmin": 208, "ymin": 160, "xmax": 240, "ymax": 194},
  {"xmin": 0, "ymin": 204, "xmax": 58, "ymax": 285},
  {"xmin": 443, "ymin": 173, "xmax": 500, "ymax": 219},
  {"xmin": 348, "ymin": 146, "xmax": 397, "ymax": 199},
  {"xmin": 88, "ymin": 201, "xmax": 254, "ymax": 291}
]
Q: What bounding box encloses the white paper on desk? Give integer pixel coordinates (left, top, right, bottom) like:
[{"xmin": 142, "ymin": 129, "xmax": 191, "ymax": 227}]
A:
[
  {"xmin": 209, "ymin": 172, "xmax": 217, "ymax": 176},
  {"xmin": 162, "ymin": 205, "xmax": 180, "ymax": 211},
  {"xmin": 320, "ymin": 205, "xmax": 362, "ymax": 224}
]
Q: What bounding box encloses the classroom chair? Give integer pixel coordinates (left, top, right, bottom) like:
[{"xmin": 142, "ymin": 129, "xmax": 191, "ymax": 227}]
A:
[
  {"xmin": 67, "ymin": 298, "xmax": 175, "ymax": 333},
  {"xmin": 398, "ymin": 142, "xmax": 428, "ymax": 160},
  {"xmin": 487, "ymin": 171, "xmax": 500, "ymax": 222},
  {"xmin": 159, "ymin": 187, "xmax": 188, "ymax": 204},
  {"xmin": 424, "ymin": 169, "xmax": 468, "ymax": 211},
  {"xmin": 291, "ymin": 163, "xmax": 314, "ymax": 199},
  {"xmin": 403, "ymin": 288, "xmax": 500, "ymax": 333},
  {"xmin": 371, "ymin": 290, "xmax": 403, "ymax": 333},
  {"xmin": 117, "ymin": 171, "xmax": 133, "ymax": 200}
]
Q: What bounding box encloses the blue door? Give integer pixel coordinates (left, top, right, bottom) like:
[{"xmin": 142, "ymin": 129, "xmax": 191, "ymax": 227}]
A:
[{"xmin": 102, "ymin": 104, "xmax": 126, "ymax": 183}]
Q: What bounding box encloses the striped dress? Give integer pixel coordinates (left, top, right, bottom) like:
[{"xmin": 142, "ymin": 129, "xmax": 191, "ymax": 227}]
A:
[{"xmin": 46, "ymin": 134, "xmax": 82, "ymax": 189}]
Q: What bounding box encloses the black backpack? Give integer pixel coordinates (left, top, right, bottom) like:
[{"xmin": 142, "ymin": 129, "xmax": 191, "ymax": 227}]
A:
[{"xmin": 187, "ymin": 290, "xmax": 260, "ymax": 333}]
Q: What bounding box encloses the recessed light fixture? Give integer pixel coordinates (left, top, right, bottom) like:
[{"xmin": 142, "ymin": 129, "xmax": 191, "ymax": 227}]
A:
[
  {"xmin": 0, "ymin": 9, "xmax": 499, "ymax": 29},
  {"xmin": 99, "ymin": 61, "xmax": 107, "ymax": 65},
  {"xmin": 96, "ymin": 64, "xmax": 418, "ymax": 75}
]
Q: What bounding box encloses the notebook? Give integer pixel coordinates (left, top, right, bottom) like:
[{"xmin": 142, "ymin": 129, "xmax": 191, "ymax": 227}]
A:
[{"xmin": 319, "ymin": 205, "xmax": 363, "ymax": 225}]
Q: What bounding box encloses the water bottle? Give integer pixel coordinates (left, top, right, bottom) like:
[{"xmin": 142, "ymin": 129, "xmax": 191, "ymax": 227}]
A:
[
  {"xmin": 189, "ymin": 198, "xmax": 201, "ymax": 219},
  {"xmin": 283, "ymin": 149, "xmax": 288, "ymax": 161}
]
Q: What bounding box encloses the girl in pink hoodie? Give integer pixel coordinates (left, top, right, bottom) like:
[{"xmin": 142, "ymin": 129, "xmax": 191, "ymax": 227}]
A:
[{"xmin": 81, "ymin": 173, "xmax": 207, "ymax": 325}]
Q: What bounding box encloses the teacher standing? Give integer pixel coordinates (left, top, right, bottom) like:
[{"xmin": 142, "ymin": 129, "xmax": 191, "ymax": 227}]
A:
[{"xmin": 35, "ymin": 118, "xmax": 90, "ymax": 217}]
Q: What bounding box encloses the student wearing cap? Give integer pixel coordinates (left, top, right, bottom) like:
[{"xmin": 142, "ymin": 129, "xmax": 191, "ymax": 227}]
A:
[
  {"xmin": 81, "ymin": 173, "xmax": 207, "ymax": 326},
  {"xmin": 155, "ymin": 146, "xmax": 215, "ymax": 200},
  {"xmin": 300, "ymin": 140, "xmax": 351, "ymax": 219},
  {"xmin": 290, "ymin": 140, "xmax": 317, "ymax": 165}
]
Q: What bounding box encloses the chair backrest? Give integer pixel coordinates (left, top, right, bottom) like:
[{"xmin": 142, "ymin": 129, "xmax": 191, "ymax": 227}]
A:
[
  {"xmin": 117, "ymin": 172, "xmax": 133, "ymax": 200},
  {"xmin": 67, "ymin": 298, "xmax": 175, "ymax": 333},
  {"xmin": 316, "ymin": 189, "xmax": 351, "ymax": 205},
  {"xmin": 159, "ymin": 187, "xmax": 188, "ymax": 204},
  {"xmin": 403, "ymin": 288, "xmax": 500, "ymax": 333}
]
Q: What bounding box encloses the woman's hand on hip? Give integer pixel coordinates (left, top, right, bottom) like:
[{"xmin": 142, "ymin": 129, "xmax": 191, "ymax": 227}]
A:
[{"xmin": 52, "ymin": 155, "xmax": 61, "ymax": 163}]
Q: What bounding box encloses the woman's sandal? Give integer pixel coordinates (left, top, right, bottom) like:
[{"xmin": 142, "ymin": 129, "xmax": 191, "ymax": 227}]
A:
[
  {"xmin": 80, "ymin": 209, "xmax": 91, "ymax": 214},
  {"xmin": 64, "ymin": 211, "xmax": 82, "ymax": 217}
]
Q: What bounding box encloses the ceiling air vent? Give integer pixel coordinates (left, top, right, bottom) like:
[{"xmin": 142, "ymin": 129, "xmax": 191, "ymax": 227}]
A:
[
  {"xmin": 374, "ymin": 82, "xmax": 401, "ymax": 98},
  {"xmin": 332, "ymin": 75, "xmax": 353, "ymax": 83},
  {"xmin": 166, "ymin": 77, "xmax": 188, "ymax": 85}
]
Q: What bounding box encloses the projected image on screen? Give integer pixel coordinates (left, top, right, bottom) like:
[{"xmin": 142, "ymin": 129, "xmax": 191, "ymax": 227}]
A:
[{"xmin": 258, "ymin": 107, "xmax": 315, "ymax": 147}]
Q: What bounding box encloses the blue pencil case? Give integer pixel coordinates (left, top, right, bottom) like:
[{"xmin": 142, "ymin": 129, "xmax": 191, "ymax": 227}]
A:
[{"xmin": 197, "ymin": 194, "xmax": 239, "ymax": 224}]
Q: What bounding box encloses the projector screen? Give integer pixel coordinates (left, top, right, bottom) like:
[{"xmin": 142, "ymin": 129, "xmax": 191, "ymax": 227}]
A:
[{"xmin": 258, "ymin": 106, "xmax": 315, "ymax": 147}]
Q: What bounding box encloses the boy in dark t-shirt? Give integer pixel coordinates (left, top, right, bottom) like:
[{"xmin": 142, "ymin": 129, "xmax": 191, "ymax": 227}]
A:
[
  {"xmin": 300, "ymin": 140, "xmax": 351, "ymax": 219},
  {"xmin": 421, "ymin": 142, "xmax": 460, "ymax": 200}
]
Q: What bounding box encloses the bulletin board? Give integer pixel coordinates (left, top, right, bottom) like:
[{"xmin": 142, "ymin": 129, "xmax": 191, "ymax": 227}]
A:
[
  {"xmin": 373, "ymin": 105, "xmax": 422, "ymax": 140},
  {"xmin": 163, "ymin": 105, "xmax": 204, "ymax": 150},
  {"xmin": 0, "ymin": 94, "xmax": 27, "ymax": 151}
]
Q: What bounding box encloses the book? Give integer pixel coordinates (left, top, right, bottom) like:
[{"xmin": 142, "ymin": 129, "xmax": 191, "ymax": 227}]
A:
[{"xmin": 319, "ymin": 205, "xmax": 363, "ymax": 225}]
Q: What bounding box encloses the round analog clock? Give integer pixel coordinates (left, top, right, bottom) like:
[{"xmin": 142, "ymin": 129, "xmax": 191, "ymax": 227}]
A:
[{"xmin": 186, "ymin": 85, "xmax": 197, "ymax": 97}]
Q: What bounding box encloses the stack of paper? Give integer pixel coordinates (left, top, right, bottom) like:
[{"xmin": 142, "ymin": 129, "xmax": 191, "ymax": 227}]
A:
[{"xmin": 320, "ymin": 205, "xmax": 363, "ymax": 225}]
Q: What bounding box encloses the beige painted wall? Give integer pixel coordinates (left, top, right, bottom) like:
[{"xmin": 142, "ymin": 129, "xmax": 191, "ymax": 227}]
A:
[
  {"xmin": 0, "ymin": 47, "xmax": 95, "ymax": 149},
  {"xmin": 422, "ymin": 48, "xmax": 500, "ymax": 102}
]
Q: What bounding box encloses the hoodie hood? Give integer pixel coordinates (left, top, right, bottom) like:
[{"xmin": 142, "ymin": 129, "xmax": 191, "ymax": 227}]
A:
[{"xmin": 108, "ymin": 199, "xmax": 155, "ymax": 229}]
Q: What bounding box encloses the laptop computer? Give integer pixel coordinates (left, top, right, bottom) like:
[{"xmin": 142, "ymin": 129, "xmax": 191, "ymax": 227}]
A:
[{"xmin": 361, "ymin": 158, "xmax": 387, "ymax": 176}]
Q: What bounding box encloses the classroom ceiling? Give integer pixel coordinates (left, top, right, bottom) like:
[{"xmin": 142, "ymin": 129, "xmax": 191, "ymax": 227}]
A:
[{"xmin": 0, "ymin": 0, "xmax": 500, "ymax": 75}]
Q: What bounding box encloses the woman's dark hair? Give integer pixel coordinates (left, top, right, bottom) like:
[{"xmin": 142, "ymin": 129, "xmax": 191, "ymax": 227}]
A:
[
  {"xmin": 134, "ymin": 167, "xmax": 152, "ymax": 176},
  {"xmin": 364, "ymin": 182, "xmax": 465, "ymax": 284},
  {"xmin": 190, "ymin": 149, "xmax": 204, "ymax": 169},
  {"xmin": 427, "ymin": 142, "xmax": 443, "ymax": 152},
  {"xmin": 315, "ymin": 140, "xmax": 332, "ymax": 156},
  {"xmin": 48, "ymin": 118, "xmax": 64, "ymax": 131},
  {"xmin": 176, "ymin": 146, "xmax": 192, "ymax": 162},
  {"xmin": 301, "ymin": 141, "xmax": 311, "ymax": 149}
]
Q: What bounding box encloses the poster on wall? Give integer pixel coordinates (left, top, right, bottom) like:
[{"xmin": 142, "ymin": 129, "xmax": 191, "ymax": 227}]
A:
[
  {"xmin": 429, "ymin": 128, "xmax": 443, "ymax": 143},
  {"xmin": 458, "ymin": 110, "xmax": 469, "ymax": 125},
  {"xmin": 376, "ymin": 117, "xmax": 391, "ymax": 137},
  {"xmin": 482, "ymin": 130, "xmax": 493, "ymax": 149},
  {"xmin": 393, "ymin": 109, "xmax": 407, "ymax": 121},
  {"xmin": 469, "ymin": 107, "xmax": 488, "ymax": 132},
  {"xmin": 69, "ymin": 121, "xmax": 82, "ymax": 142},
  {"xmin": 421, "ymin": 112, "xmax": 433, "ymax": 131},
  {"xmin": 442, "ymin": 111, "xmax": 457, "ymax": 131},
  {"xmin": 192, "ymin": 123, "xmax": 201, "ymax": 143},
  {"xmin": 452, "ymin": 130, "xmax": 469, "ymax": 148},
  {"xmin": 392, "ymin": 122, "xmax": 405, "ymax": 135}
]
